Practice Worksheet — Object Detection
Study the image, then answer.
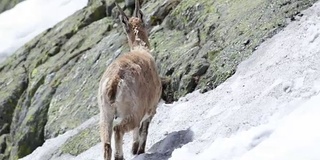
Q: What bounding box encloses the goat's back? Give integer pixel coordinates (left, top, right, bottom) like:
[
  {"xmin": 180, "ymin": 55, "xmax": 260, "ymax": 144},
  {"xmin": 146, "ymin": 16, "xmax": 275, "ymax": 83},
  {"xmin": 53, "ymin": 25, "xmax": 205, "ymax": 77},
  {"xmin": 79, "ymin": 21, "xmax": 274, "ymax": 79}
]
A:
[{"xmin": 99, "ymin": 49, "xmax": 161, "ymax": 127}]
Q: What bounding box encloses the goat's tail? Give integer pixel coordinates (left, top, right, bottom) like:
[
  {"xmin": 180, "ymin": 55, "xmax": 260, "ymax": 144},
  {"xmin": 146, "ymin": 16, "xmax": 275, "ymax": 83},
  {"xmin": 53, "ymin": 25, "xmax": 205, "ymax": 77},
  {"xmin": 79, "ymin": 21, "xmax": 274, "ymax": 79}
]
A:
[{"xmin": 107, "ymin": 75, "xmax": 121, "ymax": 104}]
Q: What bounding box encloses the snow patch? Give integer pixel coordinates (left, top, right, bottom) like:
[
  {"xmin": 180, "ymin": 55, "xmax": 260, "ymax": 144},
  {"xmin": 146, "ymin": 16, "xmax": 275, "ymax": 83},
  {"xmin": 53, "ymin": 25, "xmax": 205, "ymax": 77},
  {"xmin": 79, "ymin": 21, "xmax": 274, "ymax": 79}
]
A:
[
  {"xmin": 240, "ymin": 93, "xmax": 320, "ymax": 160},
  {"xmin": 170, "ymin": 92, "xmax": 320, "ymax": 160},
  {"xmin": 0, "ymin": 0, "xmax": 88, "ymax": 62}
]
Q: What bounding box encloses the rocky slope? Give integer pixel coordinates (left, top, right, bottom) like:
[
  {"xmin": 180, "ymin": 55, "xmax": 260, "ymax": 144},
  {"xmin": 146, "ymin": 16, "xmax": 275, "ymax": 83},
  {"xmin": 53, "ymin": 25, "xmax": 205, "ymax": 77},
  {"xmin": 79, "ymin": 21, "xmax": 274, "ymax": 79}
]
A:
[
  {"xmin": 0, "ymin": 0, "xmax": 317, "ymax": 159},
  {"xmin": 0, "ymin": 0, "xmax": 24, "ymax": 14}
]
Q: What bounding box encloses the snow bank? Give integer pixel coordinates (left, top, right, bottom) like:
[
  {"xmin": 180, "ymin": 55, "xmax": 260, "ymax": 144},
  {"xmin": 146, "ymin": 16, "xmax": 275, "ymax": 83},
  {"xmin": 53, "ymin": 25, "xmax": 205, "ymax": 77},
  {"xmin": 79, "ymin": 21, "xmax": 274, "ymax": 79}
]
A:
[
  {"xmin": 240, "ymin": 93, "xmax": 320, "ymax": 160},
  {"xmin": 0, "ymin": 0, "xmax": 88, "ymax": 62},
  {"xmin": 170, "ymin": 93, "xmax": 320, "ymax": 160}
]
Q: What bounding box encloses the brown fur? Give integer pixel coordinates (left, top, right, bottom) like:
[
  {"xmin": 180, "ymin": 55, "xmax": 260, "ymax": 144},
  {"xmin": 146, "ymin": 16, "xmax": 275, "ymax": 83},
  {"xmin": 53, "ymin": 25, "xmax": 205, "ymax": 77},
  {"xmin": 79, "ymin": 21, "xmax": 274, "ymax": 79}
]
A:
[{"xmin": 98, "ymin": 1, "xmax": 161, "ymax": 160}]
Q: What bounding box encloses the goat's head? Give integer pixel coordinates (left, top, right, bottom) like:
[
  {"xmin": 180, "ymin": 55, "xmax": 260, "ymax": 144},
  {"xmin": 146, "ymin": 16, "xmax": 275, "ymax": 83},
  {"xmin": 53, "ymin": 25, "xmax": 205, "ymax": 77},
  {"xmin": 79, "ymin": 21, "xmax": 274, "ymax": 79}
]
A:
[{"xmin": 116, "ymin": 0, "xmax": 150, "ymax": 50}]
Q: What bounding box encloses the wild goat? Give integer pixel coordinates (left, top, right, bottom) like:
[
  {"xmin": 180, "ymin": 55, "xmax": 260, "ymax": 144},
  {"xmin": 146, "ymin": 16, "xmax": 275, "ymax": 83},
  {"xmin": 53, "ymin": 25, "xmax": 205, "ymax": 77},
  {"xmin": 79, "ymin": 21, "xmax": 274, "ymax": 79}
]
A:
[{"xmin": 98, "ymin": 1, "xmax": 162, "ymax": 160}]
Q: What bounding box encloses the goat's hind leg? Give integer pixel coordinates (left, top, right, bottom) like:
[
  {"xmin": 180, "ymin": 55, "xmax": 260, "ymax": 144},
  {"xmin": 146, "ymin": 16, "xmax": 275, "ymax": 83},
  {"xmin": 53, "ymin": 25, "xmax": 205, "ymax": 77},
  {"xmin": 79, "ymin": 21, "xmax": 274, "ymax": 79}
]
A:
[
  {"xmin": 132, "ymin": 127, "xmax": 140, "ymax": 155},
  {"xmin": 99, "ymin": 110, "xmax": 113, "ymax": 160},
  {"xmin": 137, "ymin": 115, "xmax": 153, "ymax": 154},
  {"xmin": 114, "ymin": 125, "xmax": 125, "ymax": 160}
]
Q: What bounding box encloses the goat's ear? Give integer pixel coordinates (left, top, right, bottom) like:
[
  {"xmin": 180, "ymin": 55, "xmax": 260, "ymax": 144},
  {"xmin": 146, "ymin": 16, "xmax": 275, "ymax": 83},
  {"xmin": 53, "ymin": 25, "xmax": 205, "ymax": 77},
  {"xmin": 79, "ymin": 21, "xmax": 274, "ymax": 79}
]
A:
[
  {"xmin": 116, "ymin": 3, "xmax": 130, "ymax": 31},
  {"xmin": 133, "ymin": 0, "xmax": 144, "ymax": 22},
  {"xmin": 120, "ymin": 14, "xmax": 130, "ymax": 32}
]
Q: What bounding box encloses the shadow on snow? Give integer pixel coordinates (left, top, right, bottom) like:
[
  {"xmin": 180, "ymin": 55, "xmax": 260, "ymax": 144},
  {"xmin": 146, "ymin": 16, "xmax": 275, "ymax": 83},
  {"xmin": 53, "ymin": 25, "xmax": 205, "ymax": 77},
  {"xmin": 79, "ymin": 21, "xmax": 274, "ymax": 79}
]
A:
[{"xmin": 132, "ymin": 128, "xmax": 194, "ymax": 160}]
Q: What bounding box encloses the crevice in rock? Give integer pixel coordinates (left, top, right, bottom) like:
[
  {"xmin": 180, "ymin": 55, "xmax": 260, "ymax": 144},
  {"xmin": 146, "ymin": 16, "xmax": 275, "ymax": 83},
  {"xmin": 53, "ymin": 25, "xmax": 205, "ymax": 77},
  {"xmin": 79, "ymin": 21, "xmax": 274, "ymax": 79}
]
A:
[
  {"xmin": 10, "ymin": 76, "xmax": 44, "ymax": 137},
  {"xmin": 161, "ymin": 77, "xmax": 174, "ymax": 104},
  {"xmin": 279, "ymin": 1, "xmax": 292, "ymax": 8},
  {"xmin": 165, "ymin": 67, "xmax": 175, "ymax": 76},
  {"xmin": 0, "ymin": 66, "xmax": 29, "ymax": 159}
]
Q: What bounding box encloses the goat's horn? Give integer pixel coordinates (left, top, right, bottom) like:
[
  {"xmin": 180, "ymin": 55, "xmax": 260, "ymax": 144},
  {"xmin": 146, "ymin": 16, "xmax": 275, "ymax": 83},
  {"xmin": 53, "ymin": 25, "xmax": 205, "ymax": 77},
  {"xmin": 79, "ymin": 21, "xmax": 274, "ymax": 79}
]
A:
[
  {"xmin": 133, "ymin": 0, "xmax": 140, "ymax": 18},
  {"xmin": 116, "ymin": 3, "xmax": 128, "ymax": 20}
]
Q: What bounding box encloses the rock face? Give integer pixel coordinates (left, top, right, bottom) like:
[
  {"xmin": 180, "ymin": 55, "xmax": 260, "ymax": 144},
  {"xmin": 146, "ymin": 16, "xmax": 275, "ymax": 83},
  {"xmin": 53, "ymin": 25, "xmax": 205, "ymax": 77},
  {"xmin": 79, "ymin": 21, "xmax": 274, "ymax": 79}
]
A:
[
  {"xmin": 0, "ymin": 0, "xmax": 317, "ymax": 159},
  {"xmin": 0, "ymin": 0, "xmax": 24, "ymax": 14}
]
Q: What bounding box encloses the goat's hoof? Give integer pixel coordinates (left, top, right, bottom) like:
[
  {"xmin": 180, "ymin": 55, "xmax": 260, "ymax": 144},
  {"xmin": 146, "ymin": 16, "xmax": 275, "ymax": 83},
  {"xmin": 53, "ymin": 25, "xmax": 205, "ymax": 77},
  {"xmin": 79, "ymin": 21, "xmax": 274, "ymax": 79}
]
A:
[
  {"xmin": 114, "ymin": 156, "xmax": 124, "ymax": 160},
  {"xmin": 137, "ymin": 148, "xmax": 145, "ymax": 155},
  {"xmin": 132, "ymin": 142, "xmax": 139, "ymax": 155},
  {"xmin": 104, "ymin": 143, "xmax": 112, "ymax": 160}
]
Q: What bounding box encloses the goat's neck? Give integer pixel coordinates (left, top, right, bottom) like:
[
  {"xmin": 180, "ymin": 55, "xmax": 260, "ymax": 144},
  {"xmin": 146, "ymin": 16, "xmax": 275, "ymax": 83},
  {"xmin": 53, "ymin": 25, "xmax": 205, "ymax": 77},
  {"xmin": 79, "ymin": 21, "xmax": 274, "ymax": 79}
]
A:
[{"xmin": 131, "ymin": 27, "xmax": 150, "ymax": 51}]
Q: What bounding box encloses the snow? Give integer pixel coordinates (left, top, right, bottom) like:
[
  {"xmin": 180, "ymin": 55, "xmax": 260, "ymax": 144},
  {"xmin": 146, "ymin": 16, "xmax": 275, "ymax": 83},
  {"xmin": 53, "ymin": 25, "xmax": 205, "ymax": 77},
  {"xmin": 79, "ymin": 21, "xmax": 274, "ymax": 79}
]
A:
[
  {"xmin": 0, "ymin": 0, "xmax": 88, "ymax": 62},
  {"xmin": 170, "ymin": 94, "xmax": 320, "ymax": 160},
  {"xmin": 240, "ymin": 94, "xmax": 320, "ymax": 160},
  {"xmin": 20, "ymin": 0, "xmax": 320, "ymax": 160}
]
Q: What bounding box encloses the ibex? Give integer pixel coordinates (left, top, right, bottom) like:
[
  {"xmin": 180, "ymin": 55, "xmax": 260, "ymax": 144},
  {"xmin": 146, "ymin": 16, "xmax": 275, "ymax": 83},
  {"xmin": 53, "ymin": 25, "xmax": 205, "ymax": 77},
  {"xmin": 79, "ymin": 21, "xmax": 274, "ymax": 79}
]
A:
[{"xmin": 98, "ymin": 1, "xmax": 162, "ymax": 160}]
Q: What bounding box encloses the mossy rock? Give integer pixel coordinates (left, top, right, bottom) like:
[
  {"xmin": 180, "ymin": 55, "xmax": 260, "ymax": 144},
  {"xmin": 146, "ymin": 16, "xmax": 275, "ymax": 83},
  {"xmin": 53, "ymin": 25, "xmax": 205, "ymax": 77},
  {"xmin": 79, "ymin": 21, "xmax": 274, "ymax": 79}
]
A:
[
  {"xmin": 61, "ymin": 124, "xmax": 100, "ymax": 156},
  {"xmin": 0, "ymin": 134, "xmax": 9, "ymax": 154},
  {"xmin": 0, "ymin": 1, "xmax": 114, "ymax": 159},
  {"xmin": 154, "ymin": 0, "xmax": 317, "ymax": 98},
  {"xmin": 0, "ymin": 0, "xmax": 24, "ymax": 14},
  {"xmin": 0, "ymin": 67, "xmax": 28, "ymax": 137}
]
